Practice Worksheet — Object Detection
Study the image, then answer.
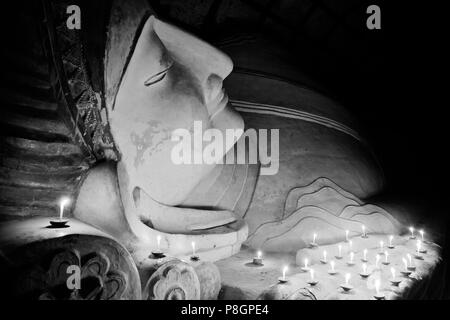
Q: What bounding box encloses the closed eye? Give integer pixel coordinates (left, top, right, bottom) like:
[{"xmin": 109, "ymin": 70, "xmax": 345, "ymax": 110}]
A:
[{"xmin": 144, "ymin": 62, "xmax": 173, "ymax": 86}]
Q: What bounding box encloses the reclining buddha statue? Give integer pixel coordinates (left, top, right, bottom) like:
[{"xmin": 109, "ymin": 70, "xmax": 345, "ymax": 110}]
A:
[{"xmin": 0, "ymin": 0, "xmax": 410, "ymax": 299}]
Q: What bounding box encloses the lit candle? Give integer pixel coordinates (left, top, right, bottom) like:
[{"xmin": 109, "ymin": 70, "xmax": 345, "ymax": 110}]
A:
[
  {"xmin": 253, "ymin": 250, "xmax": 263, "ymax": 265},
  {"xmin": 419, "ymin": 229, "xmax": 425, "ymax": 241},
  {"xmin": 362, "ymin": 225, "xmax": 367, "ymax": 238},
  {"xmin": 417, "ymin": 238, "xmax": 427, "ymax": 254},
  {"xmin": 374, "ymin": 278, "xmax": 384, "ymax": 299},
  {"xmin": 301, "ymin": 258, "xmax": 309, "ymax": 272},
  {"xmin": 59, "ymin": 197, "xmax": 70, "ymax": 220},
  {"xmin": 409, "ymin": 226, "xmax": 415, "ymax": 239},
  {"xmin": 401, "ymin": 257, "xmax": 412, "ymax": 276},
  {"xmin": 278, "ymin": 265, "xmax": 289, "ymax": 283},
  {"xmin": 390, "ymin": 267, "xmax": 401, "ymax": 286},
  {"xmin": 313, "ymin": 233, "xmax": 317, "ymax": 244},
  {"xmin": 345, "ymin": 273, "xmax": 351, "ymax": 286},
  {"xmin": 347, "ymin": 251, "xmax": 355, "ymax": 266},
  {"xmin": 415, "ymin": 240, "xmax": 424, "ymax": 259},
  {"xmin": 329, "ymin": 260, "xmax": 337, "ymax": 275},
  {"xmin": 345, "ymin": 230, "xmax": 349, "ymax": 242},
  {"xmin": 308, "ymin": 268, "xmax": 318, "ymax": 286},
  {"xmin": 152, "ymin": 234, "xmax": 165, "ymax": 258},
  {"xmin": 406, "ymin": 253, "xmax": 416, "ymax": 271},
  {"xmin": 349, "ymin": 240, "xmax": 353, "ymax": 252},
  {"xmin": 362, "ymin": 248, "xmax": 368, "ymax": 262},
  {"xmin": 375, "ymin": 254, "xmax": 380, "ymax": 268},
  {"xmin": 383, "ymin": 251, "xmax": 390, "ymax": 265},
  {"xmin": 379, "ymin": 240, "xmax": 384, "ymax": 253},
  {"xmin": 321, "ymin": 250, "xmax": 327, "ymax": 264},
  {"xmin": 336, "ymin": 244, "xmax": 343, "ymax": 259},
  {"xmin": 388, "ymin": 235, "xmax": 394, "ymax": 248},
  {"xmin": 360, "ymin": 262, "xmax": 370, "ymax": 278}
]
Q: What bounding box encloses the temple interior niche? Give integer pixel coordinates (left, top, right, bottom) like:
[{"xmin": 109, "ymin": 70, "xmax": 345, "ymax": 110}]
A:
[{"xmin": 0, "ymin": 0, "xmax": 447, "ymax": 301}]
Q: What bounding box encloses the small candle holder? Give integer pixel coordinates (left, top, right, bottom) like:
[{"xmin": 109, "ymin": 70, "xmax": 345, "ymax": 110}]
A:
[
  {"xmin": 390, "ymin": 278, "xmax": 402, "ymax": 286},
  {"xmin": 388, "ymin": 244, "xmax": 395, "ymax": 249},
  {"xmin": 382, "ymin": 261, "xmax": 390, "ymax": 265},
  {"xmin": 347, "ymin": 261, "xmax": 355, "ymax": 267},
  {"xmin": 359, "ymin": 271, "xmax": 371, "ymax": 278},
  {"xmin": 419, "ymin": 248, "xmax": 427, "ymax": 254},
  {"xmin": 328, "ymin": 269, "xmax": 338, "ymax": 275},
  {"xmin": 307, "ymin": 279, "xmax": 319, "ymax": 286},
  {"xmin": 400, "ymin": 270, "xmax": 412, "ymax": 277},
  {"xmin": 407, "ymin": 265, "xmax": 416, "ymax": 271},
  {"xmin": 301, "ymin": 266, "xmax": 310, "ymax": 272},
  {"xmin": 414, "ymin": 253, "xmax": 424, "ymax": 260},
  {"xmin": 320, "ymin": 258, "xmax": 327, "ymax": 264},
  {"xmin": 309, "ymin": 242, "xmax": 319, "ymax": 248},
  {"xmin": 49, "ymin": 218, "xmax": 69, "ymax": 228},
  {"xmin": 361, "ymin": 258, "xmax": 369, "ymax": 263},
  {"xmin": 252, "ymin": 257, "xmax": 263, "ymax": 266},
  {"xmin": 190, "ymin": 255, "xmax": 200, "ymax": 261},
  {"xmin": 151, "ymin": 250, "xmax": 166, "ymax": 259},
  {"xmin": 340, "ymin": 284, "xmax": 353, "ymax": 292},
  {"xmin": 335, "ymin": 254, "xmax": 343, "ymax": 260},
  {"xmin": 278, "ymin": 277, "xmax": 288, "ymax": 284},
  {"xmin": 374, "ymin": 293, "xmax": 385, "ymax": 300}
]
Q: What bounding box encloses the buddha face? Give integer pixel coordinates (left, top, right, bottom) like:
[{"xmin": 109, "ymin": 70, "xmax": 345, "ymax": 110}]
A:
[{"xmin": 110, "ymin": 15, "xmax": 244, "ymax": 206}]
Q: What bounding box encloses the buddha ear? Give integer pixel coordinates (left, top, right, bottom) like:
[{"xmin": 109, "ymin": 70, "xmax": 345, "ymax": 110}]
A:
[{"xmin": 125, "ymin": 15, "xmax": 169, "ymax": 85}]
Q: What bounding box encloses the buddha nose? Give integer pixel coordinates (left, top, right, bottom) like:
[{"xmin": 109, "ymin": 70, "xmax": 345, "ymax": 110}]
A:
[{"xmin": 205, "ymin": 74, "xmax": 224, "ymax": 106}]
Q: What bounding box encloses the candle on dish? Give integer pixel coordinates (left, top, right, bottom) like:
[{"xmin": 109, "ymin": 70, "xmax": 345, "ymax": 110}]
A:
[
  {"xmin": 402, "ymin": 257, "xmax": 408, "ymax": 270},
  {"xmin": 321, "ymin": 250, "xmax": 327, "ymax": 263},
  {"xmin": 419, "ymin": 229, "xmax": 425, "ymax": 241},
  {"xmin": 390, "ymin": 267, "xmax": 401, "ymax": 286},
  {"xmin": 252, "ymin": 250, "xmax": 263, "ymax": 265},
  {"xmin": 280, "ymin": 265, "xmax": 288, "ymax": 282},
  {"xmin": 406, "ymin": 253, "xmax": 415, "ymax": 271},
  {"xmin": 345, "ymin": 273, "xmax": 351, "ymax": 285},
  {"xmin": 362, "ymin": 248, "xmax": 368, "ymax": 262},
  {"xmin": 307, "ymin": 268, "xmax": 318, "ymax": 286},
  {"xmin": 151, "ymin": 234, "xmax": 165, "ymax": 258},
  {"xmin": 362, "ymin": 225, "xmax": 367, "ymax": 237},
  {"xmin": 374, "ymin": 278, "xmax": 384, "ymax": 299},
  {"xmin": 375, "ymin": 254, "xmax": 380, "ymax": 268},
  {"xmin": 329, "ymin": 260, "xmax": 337, "ymax": 275},
  {"xmin": 336, "ymin": 244, "xmax": 343, "ymax": 259},
  {"xmin": 301, "ymin": 258, "xmax": 309, "ymax": 272},
  {"xmin": 400, "ymin": 257, "xmax": 412, "ymax": 276},
  {"xmin": 347, "ymin": 252, "xmax": 355, "ymax": 266},
  {"xmin": 409, "ymin": 226, "xmax": 415, "ymax": 239},
  {"xmin": 383, "ymin": 251, "xmax": 389, "ymax": 265},
  {"xmin": 345, "ymin": 230, "xmax": 349, "ymax": 242},
  {"xmin": 360, "ymin": 262, "xmax": 370, "ymax": 278},
  {"xmin": 388, "ymin": 235, "xmax": 394, "ymax": 248},
  {"xmin": 415, "ymin": 240, "xmax": 424, "ymax": 259}
]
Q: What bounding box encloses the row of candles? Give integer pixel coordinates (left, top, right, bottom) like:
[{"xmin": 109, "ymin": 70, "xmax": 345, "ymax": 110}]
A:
[{"xmin": 253, "ymin": 225, "xmax": 428, "ymax": 300}]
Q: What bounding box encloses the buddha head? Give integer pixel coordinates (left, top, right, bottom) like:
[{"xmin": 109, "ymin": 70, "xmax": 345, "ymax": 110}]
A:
[{"xmin": 100, "ymin": 0, "xmax": 246, "ymax": 242}]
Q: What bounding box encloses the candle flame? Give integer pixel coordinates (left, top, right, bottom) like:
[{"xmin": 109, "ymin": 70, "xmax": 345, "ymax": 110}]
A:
[
  {"xmin": 349, "ymin": 240, "xmax": 353, "ymax": 249},
  {"xmin": 384, "ymin": 251, "xmax": 389, "ymax": 262},
  {"xmin": 409, "ymin": 226, "xmax": 414, "ymax": 235},
  {"xmin": 323, "ymin": 250, "xmax": 327, "ymax": 261},
  {"xmin": 407, "ymin": 253, "xmax": 412, "ymax": 266},
  {"xmin": 338, "ymin": 244, "xmax": 342, "ymax": 256},
  {"xmin": 350, "ymin": 252, "xmax": 354, "ymax": 263},
  {"xmin": 416, "ymin": 240, "xmax": 422, "ymax": 253},
  {"xmin": 345, "ymin": 230, "xmax": 349, "ymax": 240},
  {"xmin": 156, "ymin": 235, "xmax": 161, "ymax": 249},
  {"xmin": 310, "ymin": 268, "xmax": 315, "ymax": 280},
  {"xmin": 304, "ymin": 258, "xmax": 308, "ymax": 268},
  {"xmin": 379, "ymin": 240, "xmax": 384, "ymax": 249},
  {"xmin": 313, "ymin": 233, "xmax": 317, "ymax": 243},
  {"xmin": 402, "ymin": 257, "xmax": 408, "ymax": 270},
  {"xmin": 363, "ymin": 248, "xmax": 367, "ymax": 260},
  {"xmin": 282, "ymin": 265, "xmax": 288, "ymax": 280},
  {"xmin": 375, "ymin": 254, "xmax": 380, "ymax": 267},
  {"xmin": 191, "ymin": 241, "xmax": 196, "ymax": 255},
  {"xmin": 362, "ymin": 225, "xmax": 366, "ymax": 231},
  {"xmin": 59, "ymin": 197, "xmax": 70, "ymax": 219},
  {"xmin": 330, "ymin": 260, "xmax": 335, "ymax": 271},
  {"xmin": 389, "ymin": 235, "xmax": 394, "ymax": 245},
  {"xmin": 257, "ymin": 250, "xmax": 262, "ymax": 259}
]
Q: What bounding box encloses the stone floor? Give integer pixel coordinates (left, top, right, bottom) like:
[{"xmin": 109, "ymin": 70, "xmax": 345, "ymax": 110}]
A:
[{"xmin": 216, "ymin": 234, "xmax": 442, "ymax": 300}]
